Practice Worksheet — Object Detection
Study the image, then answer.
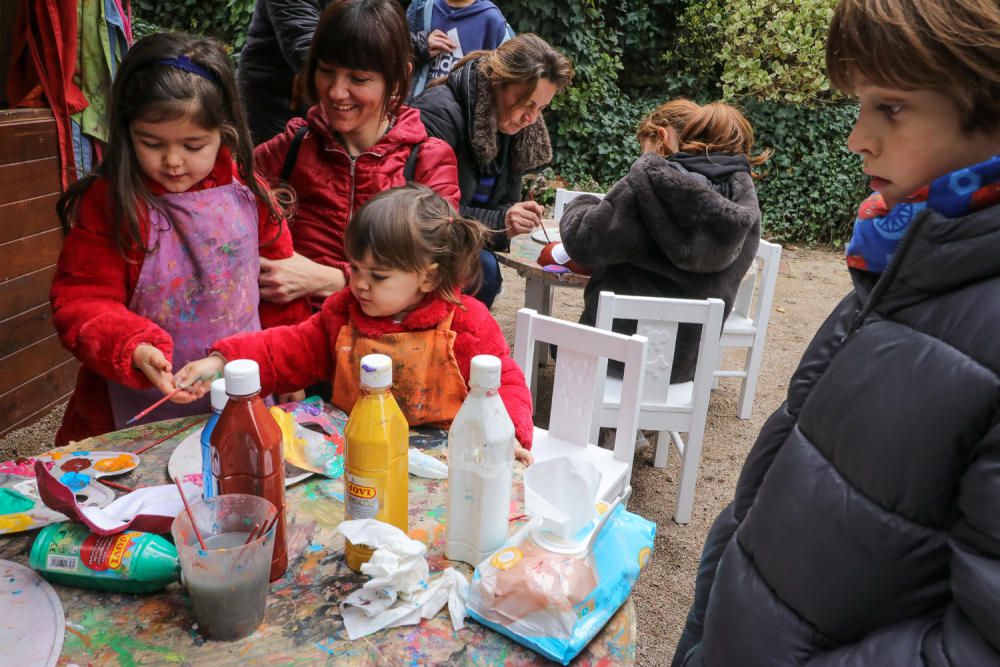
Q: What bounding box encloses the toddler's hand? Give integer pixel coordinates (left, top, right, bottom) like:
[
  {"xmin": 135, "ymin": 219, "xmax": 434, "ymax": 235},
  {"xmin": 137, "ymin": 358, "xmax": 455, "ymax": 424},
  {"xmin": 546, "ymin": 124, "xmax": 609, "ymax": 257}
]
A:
[
  {"xmin": 515, "ymin": 444, "xmax": 534, "ymax": 467},
  {"xmin": 172, "ymin": 356, "xmax": 226, "ymax": 403},
  {"xmin": 133, "ymin": 344, "xmax": 174, "ymax": 395}
]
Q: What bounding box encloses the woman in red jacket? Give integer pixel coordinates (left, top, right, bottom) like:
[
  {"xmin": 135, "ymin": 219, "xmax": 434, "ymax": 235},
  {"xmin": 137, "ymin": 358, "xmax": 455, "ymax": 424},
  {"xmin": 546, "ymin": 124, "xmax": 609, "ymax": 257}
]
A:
[
  {"xmin": 254, "ymin": 0, "xmax": 461, "ymax": 313},
  {"xmin": 177, "ymin": 186, "xmax": 534, "ymax": 463},
  {"xmin": 50, "ymin": 33, "xmax": 310, "ymax": 446}
]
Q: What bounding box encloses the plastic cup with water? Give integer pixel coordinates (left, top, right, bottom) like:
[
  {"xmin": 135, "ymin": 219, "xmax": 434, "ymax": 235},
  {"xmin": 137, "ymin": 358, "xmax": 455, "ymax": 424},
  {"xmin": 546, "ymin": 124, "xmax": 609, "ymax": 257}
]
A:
[{"xmin": 170, "ymin": 493, "xmax": 277, "ymax": 640}]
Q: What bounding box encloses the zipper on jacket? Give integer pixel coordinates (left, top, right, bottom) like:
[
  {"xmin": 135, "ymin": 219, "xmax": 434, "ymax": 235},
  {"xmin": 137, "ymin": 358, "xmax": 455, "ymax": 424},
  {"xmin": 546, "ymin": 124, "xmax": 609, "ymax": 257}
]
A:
[{"xmin": 326, "ymin": 146, "xmax": 382, "ymax": 219}]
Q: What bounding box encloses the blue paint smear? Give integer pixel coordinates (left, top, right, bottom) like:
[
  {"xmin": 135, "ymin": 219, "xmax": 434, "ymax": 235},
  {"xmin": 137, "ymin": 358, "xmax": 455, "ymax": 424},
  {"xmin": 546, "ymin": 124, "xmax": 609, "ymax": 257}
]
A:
[{"xmin": 60, "ymin": 471, "xmax": 91, "ymax": 491}]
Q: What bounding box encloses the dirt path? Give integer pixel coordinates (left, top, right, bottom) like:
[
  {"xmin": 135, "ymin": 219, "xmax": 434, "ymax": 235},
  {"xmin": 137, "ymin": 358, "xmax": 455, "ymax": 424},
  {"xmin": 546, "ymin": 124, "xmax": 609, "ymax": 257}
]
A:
[{"xmin": 0, "ymin": 246, "xmax": 852, "ymax": 666}]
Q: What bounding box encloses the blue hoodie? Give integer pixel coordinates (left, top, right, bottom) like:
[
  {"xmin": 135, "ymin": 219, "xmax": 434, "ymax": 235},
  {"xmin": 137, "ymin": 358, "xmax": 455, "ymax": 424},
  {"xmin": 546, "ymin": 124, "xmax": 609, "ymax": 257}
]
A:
[{"xmin": 421, "ymin": 0, "xmax": 509, "ymax": 82}]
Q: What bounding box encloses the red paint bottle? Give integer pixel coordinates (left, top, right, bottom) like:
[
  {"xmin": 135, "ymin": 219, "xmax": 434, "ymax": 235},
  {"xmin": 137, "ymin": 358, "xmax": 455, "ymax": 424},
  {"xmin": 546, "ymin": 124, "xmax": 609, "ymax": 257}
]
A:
[{"xmin": 210, "ymin": 359, "xmax": 287, "ymax": 581}]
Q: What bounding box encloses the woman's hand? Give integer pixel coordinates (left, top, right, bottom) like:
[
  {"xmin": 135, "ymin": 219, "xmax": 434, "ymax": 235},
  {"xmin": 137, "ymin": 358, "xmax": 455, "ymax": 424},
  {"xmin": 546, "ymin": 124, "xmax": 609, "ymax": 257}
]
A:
[
  {"xmin": 427, "ymin": 29, "xmax": 457, "ymax": 56},
  {"xmin": 505, "ymin": 200, "xmax": 545, "ymax": 238},
  {"xmin": 133, "ymin": 344, "xmax": 175, "ymax": 395},
  {"xmin": 259, "ymin": 252, "xmax": 346, "ymax": 302},
  {"xmin": 172, "ymin": 355, "xmax": 226, "ymax": 403}
]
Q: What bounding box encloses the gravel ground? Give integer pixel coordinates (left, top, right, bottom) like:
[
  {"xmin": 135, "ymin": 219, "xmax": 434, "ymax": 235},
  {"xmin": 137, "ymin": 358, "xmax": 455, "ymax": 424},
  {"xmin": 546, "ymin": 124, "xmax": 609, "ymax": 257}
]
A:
[{"xmin": 0, "ymin": 245, "xmax": 851, "ymax": 665}]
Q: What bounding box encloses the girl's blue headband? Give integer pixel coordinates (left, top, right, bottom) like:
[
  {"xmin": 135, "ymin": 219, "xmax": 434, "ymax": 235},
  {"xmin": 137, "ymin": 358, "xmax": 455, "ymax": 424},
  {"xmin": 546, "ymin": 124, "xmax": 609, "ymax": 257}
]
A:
[{"xmin": 155, "ymin": 55, "xmax": 221, "ymax": 86}]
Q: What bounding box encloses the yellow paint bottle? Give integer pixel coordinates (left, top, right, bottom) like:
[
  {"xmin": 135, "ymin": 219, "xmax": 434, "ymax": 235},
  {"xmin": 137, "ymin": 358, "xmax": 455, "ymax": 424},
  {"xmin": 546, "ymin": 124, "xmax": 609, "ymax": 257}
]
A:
[{"xmin": 343, "ymin": 354, "xmax": 409, "ymax": 572}]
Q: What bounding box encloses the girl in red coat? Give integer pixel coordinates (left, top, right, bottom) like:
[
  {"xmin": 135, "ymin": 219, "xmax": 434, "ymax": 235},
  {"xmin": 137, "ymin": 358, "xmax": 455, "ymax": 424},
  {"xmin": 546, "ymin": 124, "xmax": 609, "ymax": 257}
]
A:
[
  {"xmin": 254, "ymin": 0, "xmax": 461, "ymax": 312},
  {"xmin": 176, "ymin": 185, "xmax": 534, "ymax": 464},
  {"xmin": 50, "ymin": 33, "xmax": 309, "ymax": 446}
]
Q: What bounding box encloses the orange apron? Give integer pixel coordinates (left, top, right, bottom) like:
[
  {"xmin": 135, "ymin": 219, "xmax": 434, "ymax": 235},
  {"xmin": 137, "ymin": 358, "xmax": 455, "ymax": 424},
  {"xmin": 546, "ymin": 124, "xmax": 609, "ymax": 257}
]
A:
[{"xmin": 332, "ymin": 310, "xmax": 469, "ymax": 426}]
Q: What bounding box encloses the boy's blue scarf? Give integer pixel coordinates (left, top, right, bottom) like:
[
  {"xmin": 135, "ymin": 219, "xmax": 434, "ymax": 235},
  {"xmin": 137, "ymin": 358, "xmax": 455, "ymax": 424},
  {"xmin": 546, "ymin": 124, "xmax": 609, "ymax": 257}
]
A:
[{"xmin": 846, "ymin": 155, "xmax": 1000, "ymax": 273}]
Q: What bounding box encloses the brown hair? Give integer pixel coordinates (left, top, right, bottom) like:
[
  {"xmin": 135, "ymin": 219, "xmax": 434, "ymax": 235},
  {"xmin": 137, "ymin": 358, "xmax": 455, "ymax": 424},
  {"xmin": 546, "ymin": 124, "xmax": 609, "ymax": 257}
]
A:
[
  {"xmin": 437, "ymin": 34, "xmax": 574, "ymax": 107},
  {"xmin": 638, "ymin": 100, "xmax": 771, "ymax": 174},
  {"xmin": 304, "ymin": 0, "xmax": 411, "ymax": 118},
  {"xmin": 345, "ymin": 185, "xmax": 486, "ymax": 304},
  {"xmin": 635, "ymin": 98, "xmax": 701, "ymax": 150},
  {"xmin": 826, "ymin": 0, "xmax": 1000, "ymax": 132},
  {"xmin": 56, "ymin": 32, "xmax": 287, "ymax": 254}
]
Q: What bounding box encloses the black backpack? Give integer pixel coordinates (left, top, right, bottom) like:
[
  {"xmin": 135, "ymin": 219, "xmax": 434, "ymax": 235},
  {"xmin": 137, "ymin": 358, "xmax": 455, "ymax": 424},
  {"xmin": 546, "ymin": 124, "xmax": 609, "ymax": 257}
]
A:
[{"xmin": 279, "ymin": 125, "xmax": 423, "ymax": 183}]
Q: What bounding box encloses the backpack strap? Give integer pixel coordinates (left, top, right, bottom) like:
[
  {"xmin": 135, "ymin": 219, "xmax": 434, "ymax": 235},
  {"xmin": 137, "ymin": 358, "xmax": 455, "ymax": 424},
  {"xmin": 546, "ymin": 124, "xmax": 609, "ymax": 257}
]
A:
[
  {"xmin": 279, "ymin": 125, "xmax": 310, "ymax": 183},
  {"xmin": 404, "ymin": 142, "xmax": 423, "ymax": 182}
]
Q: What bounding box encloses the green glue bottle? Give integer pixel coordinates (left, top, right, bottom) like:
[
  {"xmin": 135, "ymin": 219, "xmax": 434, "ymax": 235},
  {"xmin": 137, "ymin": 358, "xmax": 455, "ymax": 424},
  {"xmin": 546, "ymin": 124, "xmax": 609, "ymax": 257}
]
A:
[{"xmin": 30, "ymin": 523, "xmax": 180, "ymax": 593}]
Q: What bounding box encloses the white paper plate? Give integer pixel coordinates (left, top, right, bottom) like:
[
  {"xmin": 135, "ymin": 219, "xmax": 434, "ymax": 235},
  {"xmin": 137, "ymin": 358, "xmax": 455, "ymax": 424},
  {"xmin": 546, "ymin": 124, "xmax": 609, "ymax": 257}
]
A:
[
  {"xmin": 0, "ymin": 560, "xmax": 64, "ymax": 667},
  {"xmin": 529, "ymin": 227, "xmax": 561, "ymax": 244},
  {"xmin": 167, "ymin": 430, "xmax": 312, "ymax": 488}
]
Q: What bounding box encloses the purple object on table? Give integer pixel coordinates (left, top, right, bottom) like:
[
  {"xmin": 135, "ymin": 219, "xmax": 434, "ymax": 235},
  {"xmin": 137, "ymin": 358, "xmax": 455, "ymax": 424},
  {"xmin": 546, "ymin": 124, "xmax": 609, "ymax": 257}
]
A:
[{"xmin": 542, "ymin": 264, "xmax": 571, "ymax": 274}]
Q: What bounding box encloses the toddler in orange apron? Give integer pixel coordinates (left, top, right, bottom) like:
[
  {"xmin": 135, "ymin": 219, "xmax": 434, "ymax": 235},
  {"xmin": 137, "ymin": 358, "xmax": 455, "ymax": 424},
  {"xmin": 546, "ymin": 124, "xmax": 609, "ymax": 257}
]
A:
[{"xmin": 176, "ymin": 184, "xmax": 534, "ymax": 463}]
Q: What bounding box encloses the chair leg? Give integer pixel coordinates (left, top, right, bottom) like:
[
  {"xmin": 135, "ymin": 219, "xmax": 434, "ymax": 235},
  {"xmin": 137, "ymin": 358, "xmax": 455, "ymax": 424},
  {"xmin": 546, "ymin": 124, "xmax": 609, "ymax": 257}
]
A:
[
  {"xmin": 738, "ymin": 344, "xmax": 760, "ymax": 420},
  {"xmin": 674, "ymin": 427, "xmax": 705, "ymax": 524},
  {"xmin": 653, "ymin": 429, "xmax": 670, "ymax": 468}
]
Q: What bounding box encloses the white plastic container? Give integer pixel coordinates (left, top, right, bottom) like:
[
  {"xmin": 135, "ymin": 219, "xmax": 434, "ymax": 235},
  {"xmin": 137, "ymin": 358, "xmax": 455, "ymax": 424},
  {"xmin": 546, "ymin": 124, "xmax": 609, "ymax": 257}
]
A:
[{"xmin": 446, "ymin": 355, "xmax": 516, "ymax": 566}]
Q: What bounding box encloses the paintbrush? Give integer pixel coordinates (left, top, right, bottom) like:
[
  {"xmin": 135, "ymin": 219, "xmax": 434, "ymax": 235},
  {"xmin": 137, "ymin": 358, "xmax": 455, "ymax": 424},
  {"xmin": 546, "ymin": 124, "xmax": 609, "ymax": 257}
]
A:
[
  {"xmin": 528, "ymin": 191, "xmax": 552, "ymax": 243},
  {"xmin": 175, "ymin": 477, "xmax": 207, "ymax": 550},
  {"xmin": 125, "ymin": 371, "xmax": 217, "ymax": 425}
]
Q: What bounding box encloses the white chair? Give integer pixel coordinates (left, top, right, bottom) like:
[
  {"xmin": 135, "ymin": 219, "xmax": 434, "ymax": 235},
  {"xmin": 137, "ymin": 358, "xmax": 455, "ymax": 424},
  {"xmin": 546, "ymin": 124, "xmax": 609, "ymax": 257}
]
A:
[
  {"xmin": 553, "ymin": 188, "xmax": 605, "ymax": 222},
  {"xmin": 513, "ymin": 308, "xmax": 647, "ymax": 505},
  {"xmin": 714, "ymin": 240, "xmax": 782, "ymax": 420},
  {"xmin": 591, "ymin": 292, "xmax": 725, "ymax": 524}
]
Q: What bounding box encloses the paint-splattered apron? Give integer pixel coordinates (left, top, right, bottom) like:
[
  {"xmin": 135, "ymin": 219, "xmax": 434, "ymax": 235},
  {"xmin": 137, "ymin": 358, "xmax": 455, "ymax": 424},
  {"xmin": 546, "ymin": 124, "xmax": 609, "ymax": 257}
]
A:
[
  {"xmin": 332, "ymin": 310, "xmax": 469, "ymax": 426},
  {"xmin": 108, "ymin": 182, "xmax": 262, "ymax": 428}
]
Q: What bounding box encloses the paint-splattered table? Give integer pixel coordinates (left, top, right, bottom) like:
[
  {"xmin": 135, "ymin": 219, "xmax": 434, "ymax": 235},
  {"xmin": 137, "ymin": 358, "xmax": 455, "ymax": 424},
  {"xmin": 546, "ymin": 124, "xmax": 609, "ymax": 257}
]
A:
[{"xmin": 0, "ymin": 411, "xmax": 637, "ymax": 665}]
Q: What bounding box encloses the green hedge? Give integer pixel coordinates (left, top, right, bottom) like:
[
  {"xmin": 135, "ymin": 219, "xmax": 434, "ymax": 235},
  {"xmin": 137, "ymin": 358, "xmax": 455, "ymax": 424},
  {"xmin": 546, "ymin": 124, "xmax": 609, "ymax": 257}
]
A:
[{"xmin": 748, "ymin": 101, "xmax": 868, "ymax": 245}]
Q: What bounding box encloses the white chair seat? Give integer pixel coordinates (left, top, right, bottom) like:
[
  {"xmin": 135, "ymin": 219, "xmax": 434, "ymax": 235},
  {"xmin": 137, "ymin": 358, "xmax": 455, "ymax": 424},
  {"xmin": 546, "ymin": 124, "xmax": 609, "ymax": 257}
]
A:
[
  {"xmin": 529, "ymin": 430, "xmax": 629, "ymax": 502},
  {"xmin": 722, "ymin": 313, "xmax": 754, "ymax": 335},
  {"xmin": 604, "ymin": 376, "xmax": 694, "ymax": 410}
]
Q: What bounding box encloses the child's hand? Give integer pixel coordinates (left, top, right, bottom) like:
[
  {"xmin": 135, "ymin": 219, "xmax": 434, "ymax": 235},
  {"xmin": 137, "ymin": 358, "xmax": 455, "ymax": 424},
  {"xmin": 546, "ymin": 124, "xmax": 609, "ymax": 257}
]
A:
[
  {"xmin": 515, "ymin": 444, "xmax": 534, "ymax": 467},
  {"xmin": 133, "ymin": 344, "xmax": 175, "ymax": 395},
  {"xmin": 172, "ymin": 356, "xmax": 226, "ymax": 403}
]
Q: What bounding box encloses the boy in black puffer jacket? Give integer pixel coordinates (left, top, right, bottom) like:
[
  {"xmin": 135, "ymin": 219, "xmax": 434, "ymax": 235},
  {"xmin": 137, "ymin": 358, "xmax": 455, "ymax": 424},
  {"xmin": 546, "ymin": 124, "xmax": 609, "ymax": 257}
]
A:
[{"xmin": 673, "ymin": 1, "xmax": 1000, "ymax": 665}]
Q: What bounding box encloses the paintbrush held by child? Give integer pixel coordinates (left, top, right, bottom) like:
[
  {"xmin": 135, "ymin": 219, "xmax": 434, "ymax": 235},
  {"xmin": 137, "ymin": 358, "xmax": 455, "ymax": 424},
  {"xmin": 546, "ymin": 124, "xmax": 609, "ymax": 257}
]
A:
[
  {"xmin": 50, "ymin": 32, "xmax": 309, "ymax": 447},
  {"xmin": 175, "ymin": 185, "xmax": 534, "ymax": 465}
]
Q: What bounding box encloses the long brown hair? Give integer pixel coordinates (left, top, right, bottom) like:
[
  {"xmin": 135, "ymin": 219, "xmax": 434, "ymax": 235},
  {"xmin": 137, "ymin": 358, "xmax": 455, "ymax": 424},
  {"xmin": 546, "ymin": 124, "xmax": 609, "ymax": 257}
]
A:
[
  {"xmin": 434, "ymin": 33, "xmax": 574, "ymax": 106},
  {"xmin": 826, "ymin": 0, "xmax": 1000, "ymax": 132},
  {"xmin": 56, "ymin": 32, "xmax": 287, "ymax": 254},
  {"xmin": 304, "ymin": 0, "xmax": 411, "ymax": 119},
  {"xmin": 345, "ymin": 185, "xmax": 486, "ymax": 304}
]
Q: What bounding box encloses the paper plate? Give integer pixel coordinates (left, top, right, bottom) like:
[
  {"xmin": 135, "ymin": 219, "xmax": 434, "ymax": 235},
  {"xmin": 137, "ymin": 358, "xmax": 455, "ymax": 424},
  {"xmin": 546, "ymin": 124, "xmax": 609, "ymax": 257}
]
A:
[
  {"xmin": 530, "ymin": 227, "xmax": 561, "ymax": 244},
  {"xmin": 0, "ymin": 560, "xmax": 65, "ymax": 667},
  {"xmin": 168, "ymin": 429, "xmax": 313, "ymax": 488}
]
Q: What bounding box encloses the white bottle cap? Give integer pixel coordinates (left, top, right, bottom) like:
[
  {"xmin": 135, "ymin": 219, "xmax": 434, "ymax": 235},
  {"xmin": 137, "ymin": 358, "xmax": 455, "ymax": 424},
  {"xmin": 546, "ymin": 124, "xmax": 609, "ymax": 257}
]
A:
[
  {"xmin": 360, "ymin": 354, "xmax": 392, "ymax": 389},
  {"xmin": 223, "ymin": 359, "xmax": 261, "ymax": 396},
  {"xmin": 209, "ymin": 378, "xmax": 228, "ymax": 411},
  {"xmin": 469, "ymin": 355, "xmax": 501, "ymax": 389}
]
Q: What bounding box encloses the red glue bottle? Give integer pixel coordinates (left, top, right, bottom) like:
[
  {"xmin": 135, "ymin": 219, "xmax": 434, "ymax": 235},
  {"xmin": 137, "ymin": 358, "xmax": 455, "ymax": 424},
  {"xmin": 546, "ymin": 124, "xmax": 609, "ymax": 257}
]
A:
[{"xmin": 210, "ymin": 359, "xmax": 287, "ymax": 581}]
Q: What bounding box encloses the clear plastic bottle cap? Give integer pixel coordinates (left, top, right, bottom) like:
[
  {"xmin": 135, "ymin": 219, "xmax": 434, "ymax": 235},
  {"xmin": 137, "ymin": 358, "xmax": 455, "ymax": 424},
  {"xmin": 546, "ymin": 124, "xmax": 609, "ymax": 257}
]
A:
[
  {"xmin": 469, "ymin": 355, "xmax": 501, "ymax": 389},
  {"xmin": 360, "ymin": 354, "xmax": 392, "ymax": 389},
  {"xmin": 223, "ymin": 359, "xmax": 261, "ymax": 396},
  {"xmin": 209, "ymin": 377, "xmax": 228, "ymax": 411}
]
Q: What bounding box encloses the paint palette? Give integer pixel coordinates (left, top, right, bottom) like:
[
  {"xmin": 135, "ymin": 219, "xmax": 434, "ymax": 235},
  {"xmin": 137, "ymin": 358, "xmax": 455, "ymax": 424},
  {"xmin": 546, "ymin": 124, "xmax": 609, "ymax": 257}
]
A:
[
  {"xmin": 0, "ymin": 560, "xmax": 65, "ymax": 667},
  {"xmin": 0, "ymin": 451, "xmax": 139, "ymax": 535},
  {"xmin": 530, "ymin": 227, "xmax": 561, "ymax": 244}
]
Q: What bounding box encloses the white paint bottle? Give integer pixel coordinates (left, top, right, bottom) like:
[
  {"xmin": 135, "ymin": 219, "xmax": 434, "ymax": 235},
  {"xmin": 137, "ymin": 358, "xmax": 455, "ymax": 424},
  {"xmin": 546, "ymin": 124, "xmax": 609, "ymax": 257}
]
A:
[{"xmin": 446, "ymin": 355, "xmax": 515, "ymax": 566}]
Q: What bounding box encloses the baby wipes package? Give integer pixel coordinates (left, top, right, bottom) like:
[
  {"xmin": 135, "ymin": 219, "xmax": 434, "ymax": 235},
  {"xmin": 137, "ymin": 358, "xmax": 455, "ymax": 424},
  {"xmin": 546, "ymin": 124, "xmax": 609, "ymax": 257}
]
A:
[{"xmin": 466, "ymin": 458, "xmax": 655, "ymax": 665}]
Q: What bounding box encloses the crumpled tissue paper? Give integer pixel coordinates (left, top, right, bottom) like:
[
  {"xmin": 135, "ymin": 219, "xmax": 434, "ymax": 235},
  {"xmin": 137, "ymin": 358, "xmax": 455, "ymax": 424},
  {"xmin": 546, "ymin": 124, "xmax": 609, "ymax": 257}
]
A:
[{"xmin": 336, "ymin": 519, "xmax": 468, "ymax": 639}]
